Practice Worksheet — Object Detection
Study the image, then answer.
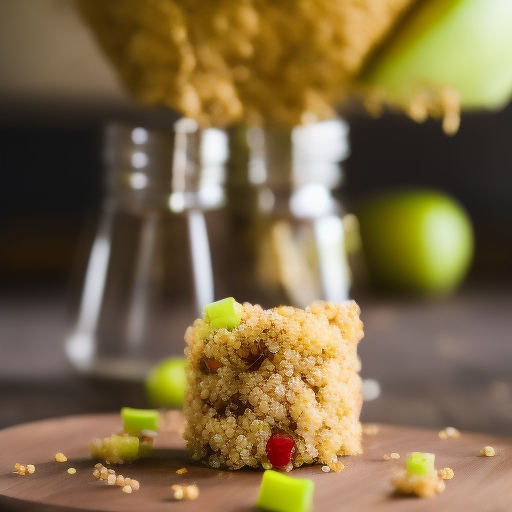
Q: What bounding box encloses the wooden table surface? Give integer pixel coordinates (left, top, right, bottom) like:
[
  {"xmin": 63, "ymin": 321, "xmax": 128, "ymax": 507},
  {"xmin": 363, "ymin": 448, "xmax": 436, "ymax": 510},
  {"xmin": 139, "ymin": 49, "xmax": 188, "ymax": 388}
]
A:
[
  {"xmin": 1, "ymin": 281, "xmax": 512, "ymax": 438},
  {"xmin": 2, "ymin": 413, "xmax": 512, "ymax": 512}
]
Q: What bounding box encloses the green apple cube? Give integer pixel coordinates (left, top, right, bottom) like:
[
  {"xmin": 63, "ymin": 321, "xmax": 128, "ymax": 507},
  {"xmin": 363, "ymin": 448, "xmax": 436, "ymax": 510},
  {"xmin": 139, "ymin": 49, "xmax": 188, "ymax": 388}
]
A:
[
  {"xmin": 203, "ymin": 297, "xmax": 242, "ymax": 330},
  {"xmin": 121, "ymin": 407, "xmax": 159, "ymax": 436},
  {"xmin": 406, "ymin": 452, "xmax": 435, "ymax": 476},
  {"xmin": 256, "ymin": 470, "xmax": 314, "ymax": 512}
]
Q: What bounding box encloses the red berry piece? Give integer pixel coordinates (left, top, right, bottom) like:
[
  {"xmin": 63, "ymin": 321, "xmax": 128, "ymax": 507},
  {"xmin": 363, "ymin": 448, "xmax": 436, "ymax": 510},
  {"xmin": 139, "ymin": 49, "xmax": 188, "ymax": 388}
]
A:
[
  {"xmin": 199, "ymin": 357, "xmax": 222, "ymax": 374},
  {"xmin": 206, "ymin": 358, "xmax": 222, "ymax": 371},
  {"xmin": 266, "ymin": 433, "xmax": 296, "ymax": 468}
]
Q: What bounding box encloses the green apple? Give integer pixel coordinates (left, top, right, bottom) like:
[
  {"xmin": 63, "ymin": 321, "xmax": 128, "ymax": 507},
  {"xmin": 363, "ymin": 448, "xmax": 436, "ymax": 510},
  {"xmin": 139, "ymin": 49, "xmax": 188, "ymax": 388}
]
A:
[
  {"xmin": 363, "ymin": 0, "xmax": 512, "ymax": 109},
  {"xmin": 145, "ymin": 358, "xmax": 187, "ymax": 408},
  {"xmin": 357, "ymin": 189, "xmax": 474, "ymax": 295}
]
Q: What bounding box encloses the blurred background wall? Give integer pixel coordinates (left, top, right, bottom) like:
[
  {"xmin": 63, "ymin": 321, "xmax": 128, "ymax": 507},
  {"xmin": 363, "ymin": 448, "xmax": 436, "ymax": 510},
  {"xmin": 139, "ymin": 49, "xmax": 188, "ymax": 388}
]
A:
[{"xmin": 1, "ymin": 0, "xmax": 511, "ymax": 287}]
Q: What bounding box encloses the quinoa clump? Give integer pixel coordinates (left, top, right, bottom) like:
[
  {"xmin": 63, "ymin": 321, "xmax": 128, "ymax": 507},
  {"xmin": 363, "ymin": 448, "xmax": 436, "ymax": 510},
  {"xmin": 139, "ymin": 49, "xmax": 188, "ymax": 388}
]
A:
[
  {"xmin": 77, "ymin": 0, "xmax": 413, "ymax": 128},
  {"xmin": 183, "ymin": 300, "xmax": 364, "ymax": 470}
]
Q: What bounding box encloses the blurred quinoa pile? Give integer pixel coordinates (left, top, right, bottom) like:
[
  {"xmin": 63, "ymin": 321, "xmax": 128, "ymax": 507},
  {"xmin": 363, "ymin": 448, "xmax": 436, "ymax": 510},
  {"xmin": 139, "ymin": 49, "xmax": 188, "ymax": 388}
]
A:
[{"xmin": 77, "ymin": 0, "xmax": 414, "ymax": 127}]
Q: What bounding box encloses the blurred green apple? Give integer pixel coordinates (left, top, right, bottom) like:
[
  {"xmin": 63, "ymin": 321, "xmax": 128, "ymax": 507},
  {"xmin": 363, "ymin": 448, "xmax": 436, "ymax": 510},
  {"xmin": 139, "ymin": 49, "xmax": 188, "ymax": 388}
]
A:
[
  {"xmin": 145, "ymin": 358, "xmax": 187, "ymax": 408},
  {"xmin": 364, "ymin": 0, "xmax": 512, "ymax": 109},
  {"xmin": 357, "ymin": 189, "xmax": 474, "ymax": 295}
]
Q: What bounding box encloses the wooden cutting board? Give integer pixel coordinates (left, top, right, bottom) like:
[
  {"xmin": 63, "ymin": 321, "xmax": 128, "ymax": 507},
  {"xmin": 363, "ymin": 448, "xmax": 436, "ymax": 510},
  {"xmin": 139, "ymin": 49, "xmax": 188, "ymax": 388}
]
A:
[{"xmin": 1, "ymin": 413, "xmax": 511, "ymax": 512}]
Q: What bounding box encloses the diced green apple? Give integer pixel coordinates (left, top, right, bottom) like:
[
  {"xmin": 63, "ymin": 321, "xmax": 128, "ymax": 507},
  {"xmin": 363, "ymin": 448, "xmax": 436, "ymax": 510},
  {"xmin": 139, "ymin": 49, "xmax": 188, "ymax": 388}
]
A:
[
  {"xmin": 121, "ymin": 407, "xmax": 159, "ymax": 436},
  {"xmin": 203, "ymin": 297, "xmax": 242, "ymax": 330},
  {"xmin": 406, "ymin": 452, "xmax": 436, "ymax": 476},
  {"xmin": 256, "ymin": 470, "xmax": 314, "ymax": 512}
]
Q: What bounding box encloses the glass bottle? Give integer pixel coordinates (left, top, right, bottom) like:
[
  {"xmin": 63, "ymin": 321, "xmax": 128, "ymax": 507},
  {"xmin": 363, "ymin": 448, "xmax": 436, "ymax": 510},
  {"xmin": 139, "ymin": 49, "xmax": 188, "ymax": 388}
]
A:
[
  {"xmin": 65, "ymin": 119, "xmax": 228, "ymax": 380},
  {"xmin": 224, "ymin": 118, "xmax": 351, "ymax": 309}
]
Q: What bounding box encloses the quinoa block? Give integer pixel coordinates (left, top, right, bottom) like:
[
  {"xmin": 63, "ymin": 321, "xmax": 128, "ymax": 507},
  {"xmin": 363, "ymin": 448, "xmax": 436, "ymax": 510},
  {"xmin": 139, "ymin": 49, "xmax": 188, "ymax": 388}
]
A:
[{"xmin": 183, "ymin": 300, "xmax": 364, "ymax": 470}]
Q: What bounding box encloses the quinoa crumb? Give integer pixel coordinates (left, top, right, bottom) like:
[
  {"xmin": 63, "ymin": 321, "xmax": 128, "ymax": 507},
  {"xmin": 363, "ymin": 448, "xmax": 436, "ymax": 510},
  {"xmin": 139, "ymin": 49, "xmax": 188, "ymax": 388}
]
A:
[
  {"xmin": 67, "ymin": 468, "xmax": 77, "ymax": 475},
  {"xmin": 172, "ymin": 484, "xmax": 199, "ymax": 501},
  {"xmin": 184, "ymin": 485, "xmax": 200, "ymax": 500},
  {"xmin": 328, "ymin": 460, "xmax": 345, "ymax": 472},
  {"xmin": 55, "ymin": 452, "xmax": 67, "ymax": 462},
  {"xmin": 321, "ymin": 465, "xmax": 330, "ymax": 473},
  {"xmin": 439, "ymin": 427, "xmax": 460, "ymax": 440},
  {"xmin": 481, "ymin": 446, "xmax": 496, "ymax": 457},
  {"xmin": 391, "ymin": 470, "xmax": 445, "ymax": 498},
  {"xmin": 176, "ymin": 467, "xmax": 188, "ymax": 474},
  {"xmin": 13, "ymin": 463, "xmax": 35, "ymax": 475},
  {"xmin": 92, "ymin": 463, "xmax": 140, "ymax": 492},
  {"xmin": 383, "ymin": 453, "xmax": 400, "ymax": 460},
  {"xmin": 438, "ymin": 468, "xmax": 454, "ymax": 480},
  {"xmin": 77, "ymin": 0, "xmax": 417, "ymax": 129},
  {"xmin": 172, "ymin": 485, "xmax": 184, "ymax": 500}
]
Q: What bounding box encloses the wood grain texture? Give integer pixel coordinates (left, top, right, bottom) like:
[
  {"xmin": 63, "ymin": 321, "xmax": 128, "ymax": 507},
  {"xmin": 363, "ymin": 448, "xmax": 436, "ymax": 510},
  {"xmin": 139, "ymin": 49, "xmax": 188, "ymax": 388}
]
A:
[{"xmin": 1, "ymin": 413, "xmax": 511, "ymax": 512}]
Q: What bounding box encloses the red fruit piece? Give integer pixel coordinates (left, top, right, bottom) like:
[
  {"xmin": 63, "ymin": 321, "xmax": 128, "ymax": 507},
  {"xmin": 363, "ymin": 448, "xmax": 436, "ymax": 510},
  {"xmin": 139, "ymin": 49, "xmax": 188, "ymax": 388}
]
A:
[
  {"xmin": 199, "ymin": 357, "xmax": 222, "ymax": 373},
  {"xmin": 266, "ymin": 433, "xmax": 296, "ymax": 468},
  {"xmin": 206, "ymin": 358, "xmax": 222, "ymax": 371}
]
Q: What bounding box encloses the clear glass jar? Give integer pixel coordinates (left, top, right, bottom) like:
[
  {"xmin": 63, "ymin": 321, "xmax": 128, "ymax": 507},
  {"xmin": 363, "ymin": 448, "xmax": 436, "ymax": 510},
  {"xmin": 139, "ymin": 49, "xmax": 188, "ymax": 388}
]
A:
[
  {"xmin": 224, "ymin": 118, "xmax": 352, "ymax": 309},
  {"xmin": 65, "ymin": 119, "xmax": 228, "ymax": 380}
]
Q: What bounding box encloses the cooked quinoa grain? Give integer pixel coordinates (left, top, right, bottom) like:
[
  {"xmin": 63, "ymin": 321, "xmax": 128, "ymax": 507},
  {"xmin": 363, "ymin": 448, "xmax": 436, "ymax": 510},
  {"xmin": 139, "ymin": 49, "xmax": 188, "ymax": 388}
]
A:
[
  {"xmin": 438, "ymin": 467, "xmax": 454, "ymax": 480},
  {"xmin": 92, "ymin": 464, "xmax": 140, "ymax": 492},
  {"xmin": 481, "ymin": 446, "xmax": 496, "ymax": 457},
  {"xmin": 55, "ymin": 452, "xmax": 67, "ymax": 462},
  {"xmin": 183, "ymin": 485, "xmax": 200, "ymax": 500},
  {"xmin": 183, "ymin": 300, "xmax": 364, "ymax": 470},
  {"xmin": 172, "ymin": 484, "xmax": 199, "ymax": 501},
  {"xmin": 172, "ymin": 485, "xmax": 184, "ymax": 500}
]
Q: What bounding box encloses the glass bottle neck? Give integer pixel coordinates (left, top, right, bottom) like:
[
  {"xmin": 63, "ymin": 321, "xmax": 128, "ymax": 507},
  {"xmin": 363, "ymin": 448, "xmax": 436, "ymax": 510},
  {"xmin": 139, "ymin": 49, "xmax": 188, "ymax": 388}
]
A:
[
  {"xmin": 244, "ymin": 119, "xmax": 350, "ymax": 218},
  {"xmin": 104, "ymin": 120, "xmax": 228, "ymax": 213}
]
